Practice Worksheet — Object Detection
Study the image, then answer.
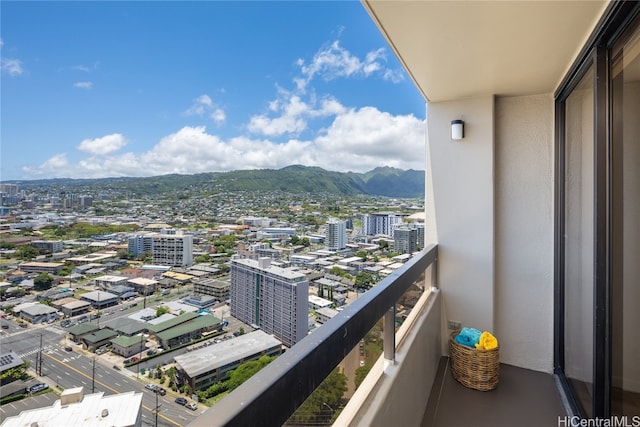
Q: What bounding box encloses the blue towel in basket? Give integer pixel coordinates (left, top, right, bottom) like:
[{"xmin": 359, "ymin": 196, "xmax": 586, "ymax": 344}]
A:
[{"xmin": 454, "ymin": 327, "xmax": 482, "ymax": 348}]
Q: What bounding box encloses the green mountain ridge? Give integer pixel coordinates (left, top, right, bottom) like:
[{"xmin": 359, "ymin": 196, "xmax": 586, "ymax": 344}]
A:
[{"xmin": 11, "ymin": 165, "xmax": 425, "ymax": 198}]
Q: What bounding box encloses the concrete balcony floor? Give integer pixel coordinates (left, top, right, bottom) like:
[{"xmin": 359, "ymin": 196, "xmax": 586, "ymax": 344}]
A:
[{"xmin": 423, "ymin": 357, "xmax": 566, "ymax": 427}]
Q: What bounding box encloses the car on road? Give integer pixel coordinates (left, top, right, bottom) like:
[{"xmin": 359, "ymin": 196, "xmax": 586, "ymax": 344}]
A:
[
  {"xmin": 19, "ymin": 323, "xmax": 27, "ymax": 328},
  {"xmin": 1, "ymin": 324, "xmax": 8, "ymax": 329},
  {"xmin": 28, "ymin": 383, "xmax": 48, "ymax": 394},
  {"xmin": 60, "ymin": 320, "xmax": 72, "ymax": 328},
  {"xmin": 145, "ymin": 384, "xmax": 157, "ymax": 391},
  {"xmin": 112, "ymin": 365, "xmax": 121, "ymax": 370},
  {"xmin": 64, "ymin": 346, "xmax": 73, "ymax": 352},
  {"xmin": 185, "ymin": 402, "xmax": 198, "ymax": 411},
  {"xmin": 175, "ymin": 397, "xmax": 188, "ymax": 406},
  {"xmin": 155, "ymin": 387, "xmax": 166, "ymax": 396}
]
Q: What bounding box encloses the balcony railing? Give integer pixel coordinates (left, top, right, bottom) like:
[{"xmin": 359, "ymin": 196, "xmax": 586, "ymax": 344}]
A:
[{"xmin": 189, "ymin": 244, "xmax": 439, "ymax": 427}]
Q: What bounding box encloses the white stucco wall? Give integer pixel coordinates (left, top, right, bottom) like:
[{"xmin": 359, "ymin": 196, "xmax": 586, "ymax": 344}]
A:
[
  {"xmin": 494, "ymin": 94, "xmax": 555, "ymax": 373},
  {"xmin": 427, "ymin": 94, "xmax": 556, "ymax": 372},
  {"xmin": 426, "ymin": 96, "xmax": 495, "ymax": 352}
]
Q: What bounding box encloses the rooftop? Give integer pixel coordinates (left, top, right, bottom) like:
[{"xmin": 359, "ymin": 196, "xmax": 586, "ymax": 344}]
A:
[
  {"xmin": 0, "ymin": 388, "xmax": 143, "ymax": 427},
  {"xmin": 175, "ymin": 330, "xmax": 281, "ymax": 378}
]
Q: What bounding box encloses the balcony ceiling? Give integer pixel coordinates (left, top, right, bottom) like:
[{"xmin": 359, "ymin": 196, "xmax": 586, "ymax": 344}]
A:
[{"xmin": 362, "ymin": 0, "xmax": 608, "ymax": 102}]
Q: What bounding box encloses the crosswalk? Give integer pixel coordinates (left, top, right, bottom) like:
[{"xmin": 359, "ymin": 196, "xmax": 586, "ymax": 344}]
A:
[{"xmin": 19, "ymin": 344, "xmax": 54, "ymax": 359}]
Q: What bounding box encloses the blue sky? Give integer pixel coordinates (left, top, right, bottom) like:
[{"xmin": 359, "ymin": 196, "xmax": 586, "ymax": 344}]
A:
[{"xmin": 1, "ymin": 1, "xmax": 426, "ymax": 181}]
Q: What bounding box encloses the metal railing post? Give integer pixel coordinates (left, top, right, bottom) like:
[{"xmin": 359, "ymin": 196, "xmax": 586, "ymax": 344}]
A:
[{"xmin": 384, "ymin": 305, "xmax": 396, "ymax": 363}]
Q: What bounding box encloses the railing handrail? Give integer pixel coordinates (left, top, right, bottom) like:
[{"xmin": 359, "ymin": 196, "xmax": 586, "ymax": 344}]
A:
[{"xmin": 189, "ymin": 244, "xmax": 438, "ymax": 427}]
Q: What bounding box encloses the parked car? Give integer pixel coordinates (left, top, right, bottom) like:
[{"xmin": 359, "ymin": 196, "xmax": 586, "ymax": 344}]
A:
[
  {"xmin": 28, "ymin": 383, "xmax": 48, "ymax": 394},
  {"xmin": 1, "ymin": 324, "xmax": 9, "ymax": 329},
  {"xmin": 185, "ymin": 402, "xmax": 198, "ymax": 411},
  {"xmin": 112, "ymin": 365, "xmax": 121, "ymax": 370},
  {"xmin": 146, "ymin": 349, "xmax": 156, "ymax": 356},
  {"xmin": 130, "ymin": 356, "xmax": 139, "ymax": 362},
  {"xmin": 175, "ymin": 397, "xmax": 188, "ymax": 406},
  {"xmin": 19, "ymin": 323, "xmax": 27, "ymax": 328}
]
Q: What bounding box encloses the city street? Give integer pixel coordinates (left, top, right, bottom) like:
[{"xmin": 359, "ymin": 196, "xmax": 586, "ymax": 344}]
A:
[{"xmin": 1, "ymin": 315, "xmax": 202, "ymax": 426}]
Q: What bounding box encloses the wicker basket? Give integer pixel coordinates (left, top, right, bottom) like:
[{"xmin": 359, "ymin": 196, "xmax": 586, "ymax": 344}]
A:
[{"xmin": 449, "ymin": 331, "xmax": 499, "ymax": 391}]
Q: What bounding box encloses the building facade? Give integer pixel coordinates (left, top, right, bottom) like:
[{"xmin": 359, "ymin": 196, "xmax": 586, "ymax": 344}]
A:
[
  {"xmin": 230, "ymin": 257, "xmax": 308, "ymax": 347},
  {"xmin": 360, "ymin": 213, "xmax": 407, "ymax": 237},
  {"xmin": 152, "ymin": 232, "xmax": 193, "ymax": 267},
  {"xmin": 393, "ymin": 227, "xmax": 418, "ymax": 254},
  {"xmin": 324, "ymin": 218, "xmax": 347, "ymax": 252}
]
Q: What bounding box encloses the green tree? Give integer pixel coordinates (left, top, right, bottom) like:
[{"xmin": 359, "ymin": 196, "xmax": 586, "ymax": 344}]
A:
[
  {"xmin": 195, "ymin": 254, "xmax": 210, "ymax": 263},
  {"xmin": 355, "ymin": 271, "xmax": 376, "ymax": 289},
  {"xmin": 301, "ymin": 237, "xmax": 310, "ymax": 247},
  {"xmin": 156, "ymin": 306, "xmax": 170, "ymax": 317},
  {"xmin": 226, "ymin": 355, "xmax": 274, "ymax": 390},
  {"xmin": 15, "ymin": 245, "xmax": 40, "ymax": 260},
  {"xmin": 355, "ymin": 250, "xmax": 368, "ymax": 261},
  {"xmin": 354, "ymin": 365, "xmax": 371, "ymax": 389},
  {"xmin": 34, "ymin": 273, "xmax": 54, "ymax": 291},
  {"xmin": 292, "ymin": 368, "xmax": 347, "ymax": 423}
]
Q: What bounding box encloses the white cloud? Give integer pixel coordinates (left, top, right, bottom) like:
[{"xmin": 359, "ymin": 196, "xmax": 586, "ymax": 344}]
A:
[
  {"xmin": 1, "ymin": 57, "xmax": 24, "ymax": 76},
  {"xmin": 296, "ymin": 41, "xmax": 402, "ymax": 92},
  {"xmin": 21, "ymin": 106, "xmax": 424, "ymax": 179},
  {"xmin": 77, "ymin": 133, "xmax": 127, "ymax": 155},
  {"xmin": 22, "ymin": 154, "xmax": 70, "ymax": 177},
  {"xmin": 210, "ymin": 108, "xmax": 226, "ymax": 125},
  {"xmin": 74, "ymin": 81, "xmax": 94, "ymax": 90},
  {"xmin": 184, "ymin": 94, "xmax": 226, "ymax": 125}
]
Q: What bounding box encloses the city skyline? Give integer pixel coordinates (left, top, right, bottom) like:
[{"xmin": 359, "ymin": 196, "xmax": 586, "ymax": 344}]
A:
[{"xmin": 1, "ymin": 1, "xmax": 426, "ymax": 181}]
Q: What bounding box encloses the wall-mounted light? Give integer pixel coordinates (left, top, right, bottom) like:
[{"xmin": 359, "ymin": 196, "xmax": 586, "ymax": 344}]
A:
[{"xmin": 451, "ymin": 119, "xmax": 465, "ymax": 140}]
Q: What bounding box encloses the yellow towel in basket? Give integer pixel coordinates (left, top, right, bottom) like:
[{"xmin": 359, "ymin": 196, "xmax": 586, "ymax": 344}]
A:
[{"xmin": 475, "ymin": 331, "xmax": 498, "ymax": 350}]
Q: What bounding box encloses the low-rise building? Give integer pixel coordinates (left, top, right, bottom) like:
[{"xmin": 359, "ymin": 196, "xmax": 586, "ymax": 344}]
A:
[
  {"xmin": 192, "ymin": 278, "xmax": 230, "ymax": 302},
  {"xmin": 308, "ymin": 294, "xmax": 333, "ymax": 311},
  {"xmin": 155, "ymin": 315, "xmax": 221, "ymax": 349},
  {"xmin": 80, "ymin": 290, "xmax": 119, "ymax": 309},
  {"xmin": 111, "ymin": 334, "xmax": 146, "ymax": 358},
  {"xmin": 315, "ymin": 307, "xmax": 339, "ymax": 325},
  {"xmin": 127, "ymin": 277, "xmax": 157, "ymax": 296},
  {"xmin": 81, "ymin": 329, "xmax": 118, "ymax": 352},
  {"xmin": 19, "ymin": 261, "xmax": 64, "ymax": 274},
  {"xmin": 94, "ymin": 275, "xmax": 129, "ymax": 289},
  {"xmin": 17, "ymin": 303, "xmax": 59, "ymax": 323},
  {"xmin": 52, "ymin": 298, "xmax": 92, "ymax": 318},
  {"xmin": 0, "ymin": 387, "xmax": 143, "ymax": 427},
  {"xmin": 68, "ymin": 323, "xmax": 100, "ymax": 344},
  {"xmin": 173, "ymin": 330, "xmax": 282, "ymax": 393}
]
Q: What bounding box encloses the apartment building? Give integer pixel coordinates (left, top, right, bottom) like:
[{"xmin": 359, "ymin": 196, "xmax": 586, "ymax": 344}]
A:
[
  {"xmin": 127, "ymin": 234, "xmax": 154, "ymax": 256},
  {"xmin": 324, "ymin": 218, "xmax": 347, "ymax": 252},
  {"xmin": 152, "ymin": 231, "xmax": 193, "ymax": 267},
  {"xmin": 393, "ymin": 226, "xmax": 418, "ymax": 254},
  {"xmin": 360, "ymin": 212, "xmax": 407, "ymax": 237},
  {"xmin": 230, "ymin": 257, "xmax": 308, "ymax": 347}
]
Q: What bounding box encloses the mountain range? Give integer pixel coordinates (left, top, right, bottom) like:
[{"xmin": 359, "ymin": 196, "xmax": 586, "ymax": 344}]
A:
[{"xmin": 14, "ymin": 166, "xmax": 425, "ymax": 198}]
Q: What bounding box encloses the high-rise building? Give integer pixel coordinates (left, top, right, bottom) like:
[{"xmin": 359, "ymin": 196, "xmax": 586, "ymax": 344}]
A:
[
  {"xmin": 152, "ymin": 231, "xmax": 193, "ymax": 267},
  {"xmin": 127, "ymin": 234, "xmax": 154, "ymax": 257},
  {"xmin": 230, "ymin": 257, "xmax": 308, "ymax": 347},
  {"xmin": 361, "ymin": 213, "xmax": 407, "ymax": 237},
  {"xmin": 324, "ymin": 218, "xmax": 347, "ymax": 252},
  {"xmin": 393, "ymin": 227, "xmax": 418, "ymax": 254}
]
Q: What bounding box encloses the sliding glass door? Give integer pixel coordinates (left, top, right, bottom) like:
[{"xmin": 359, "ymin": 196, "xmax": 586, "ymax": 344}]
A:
[{"xmin": 556, "ymin": 2, "xmax": 640, "ymax": 419}]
